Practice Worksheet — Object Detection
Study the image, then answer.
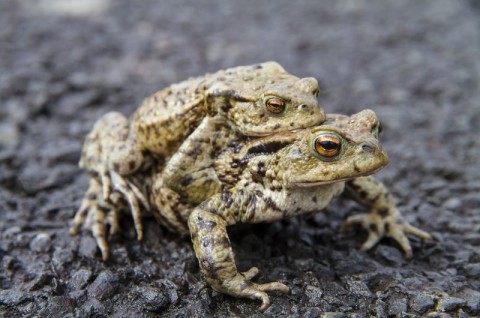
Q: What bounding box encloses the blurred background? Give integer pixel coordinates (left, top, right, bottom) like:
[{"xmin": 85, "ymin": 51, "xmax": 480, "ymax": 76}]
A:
[{"xmin": 1, "ymin": 0, "xmax": 479, "ymax": 316}]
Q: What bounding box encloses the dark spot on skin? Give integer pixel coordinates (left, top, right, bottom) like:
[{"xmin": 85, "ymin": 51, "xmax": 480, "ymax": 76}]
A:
[
  {"xmin": 239, "ymin": 189, "xmax": 244, "ymax": 196},
  {"xmin": 113, "ymin": 163, "xmax": 120, "ymax": 172},
  {"xmin": 190, "ymin": 232, "xmax": 196, "ymax": 240},
  {"xmin": 197, "ymin": 217, "xmax": 217, "ymax": 232},
  {"xmin": 187, "ymin": 143, "xmax": 202, "ymax": 159},
  {"xmin": 240, "ymin": 157, "xmax": 250, "ymax": 166},
  {"xmin": 181, "ymin": 174, "xmax": 193, "ymax": 186},
  {"xmin": 246, "ymin": 141, "xmax": 292, "ymax": 156},
  {"xmin": 385, "ymin": 222, "xmax": 391, "ymax": 233},
  {"xmin": 128, "ymin": 160, "xmax": 136, "ymax": 171},
  {"xmin": 221, "ymin": 191, "xmax": 234, "ymax": 208},
  {"xmin": 273, "ymin": 123, "xmax": 281, "ymax": 130},
  {"xmin": 353, "ymin": 164, "xmax": 361, "ymax": 173},
  {"xmin": 200, "ymin": 256, "xmax": 219, "ymax": 279},
  {"xmin": 378, "ymin": 208, "xmax": 389, "ymax": 218},
  {"xmin": 311, "ymin": 196, "xmax": 317, "ymax": 203},
  {"xmin": 221, "ymin": 100, "xmax": 232, "ymax": 113},
  {"xmin": 217, "ymin": 236, "xmax": 230, "ymax": 248},
  {"xmin": 87, "ymin": 193, "xmax": 97, "ymax": 200},
  {"xmin": 257, "ymin": 162, "xmax": 265, "ymax": 177},
  {"xmin": 230, "ymin": 159, "xmax": 240, "ymax": 168},
  {"xmin": 263, "ymin": 196, "xmax": 280, "ymax": 212},
  {"xmin": 369, "ymin": 224, "xmax": 378, "ymax": 233}
]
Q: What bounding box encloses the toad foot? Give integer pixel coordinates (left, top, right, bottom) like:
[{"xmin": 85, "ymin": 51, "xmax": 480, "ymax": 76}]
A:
[{"xmin": 342, "ymin": 213, "xmax": 431, "ymax": 258}]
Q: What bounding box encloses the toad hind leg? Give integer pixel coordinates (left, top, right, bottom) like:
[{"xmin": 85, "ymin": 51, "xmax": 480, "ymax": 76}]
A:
[
  {"xmin": 70, "ymin": 179, "xmax": 125, "ymax": 260},
  {"xmin": 188, "ymin": 194, "xmax": 289, "ymax": 311},
  {"xmin": 79, "ymin": 112, "xmax": 149, "ymax": 240},
  {"xmin": 342, "ymin": 176, "xmax": 431, "ymax": 258}
]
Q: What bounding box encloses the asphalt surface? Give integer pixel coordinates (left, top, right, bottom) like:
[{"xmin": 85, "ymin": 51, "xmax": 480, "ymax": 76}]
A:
[{"xmin": 0, "ymin": 0, "xmax": 479, "ymax": 317}]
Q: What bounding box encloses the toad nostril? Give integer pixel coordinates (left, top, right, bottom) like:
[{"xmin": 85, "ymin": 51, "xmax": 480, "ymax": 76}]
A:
[
  {"xmin": 298, "ymin": 104, "xmax": 309, "ymax": 111},
  {"xmin": 361, "ymin": 144, "xmax": 374, "ymax": 153}
]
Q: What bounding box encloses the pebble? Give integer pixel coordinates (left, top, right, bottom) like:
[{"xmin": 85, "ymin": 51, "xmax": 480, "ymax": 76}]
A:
[
  {"xmin": 134, "ymin": 286, "xmax": 170, "ymax": 313},
  {"xmin": 30, "ymin": 233, "xmax": 52, "ymax": 253},
  {"xmin": 305, "ymin": 285, "xmax": 323, "ymax": 305},
  {"xmin": 459, "ymin": 288, "xmax": 480, "ymax": 313},
  {"xmin": 39, "ymin": 296, "xmax": 74, "ymax": 317},
  {"xmin": 69, "ymin": 268, "xmax": 93, "ymax": 290},
  {"xmin": 387, "ymin": 294, "xmax": 408, "ymax": 316},
  {"xmin": 436, "ymin": 296, "xmax": 466, "ymax": 312},
  {"xmin": 410, "ymin": 293, "xmax": 435, "ymax": 314},
  {"xmin": 463, "ymin": 263, "xmax": 480, "ymax": 277},
  {"xmin": 442, "ymin": 198, "xmax": 462, "ymax": 210},
  {"xmin": 0, "ymin": 289, "xmax": 27, "ymax": 306},
  {"xmin": 87, "ymin": 271, "xmax": 119, "ymax": 300}
]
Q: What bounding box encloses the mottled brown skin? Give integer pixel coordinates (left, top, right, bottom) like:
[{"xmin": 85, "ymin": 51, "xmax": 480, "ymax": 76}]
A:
[
  {"xmin": 181, "ymin": 110, "xmax": 429, "ymax": 310},
  {"xmin": 78, "ymin": 110, "xmax": 429, "ymax": 310},
  {"xmin": 71, "ymin": 62, "xmax": 325, "ymax": 253}
]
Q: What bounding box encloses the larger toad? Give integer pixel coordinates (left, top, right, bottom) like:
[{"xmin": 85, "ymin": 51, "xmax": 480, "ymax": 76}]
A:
[
  {"xmin": 72, "ymin": 109, "xmax": 430, "ymax": 310},
  {"xmin": 71, "ymin": 62, "xmax": 325, "ymax": 247}
]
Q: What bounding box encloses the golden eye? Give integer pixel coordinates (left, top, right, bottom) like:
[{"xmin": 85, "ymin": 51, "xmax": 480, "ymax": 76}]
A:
[
  {"xmin": 265, "ymin": 97, "xmax": 286, "ymax": 114},
  {"xmin": 313, "ymin": 133, "xmax": 342, "ymax": 158}
]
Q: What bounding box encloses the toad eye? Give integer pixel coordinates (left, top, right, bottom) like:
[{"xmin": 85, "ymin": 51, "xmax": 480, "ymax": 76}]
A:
[
  {"xmin": 312, "ymin": 133, "xmax": 342, "ymax": 159},
  {"xmin": 265, "ymin": 97, "xmax": 286, "ymax": 114}
]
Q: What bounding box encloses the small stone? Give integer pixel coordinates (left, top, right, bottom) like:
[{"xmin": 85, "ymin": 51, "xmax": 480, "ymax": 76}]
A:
[
  {"xmin": 27, "ymin": 273, "xmax": 52, "ymax": 291},
  {"xmin": 442, "ymin": 198, "xmax": 462, "ymax": 210},
  {"xmin": 463, "ymin": 263, "xmax": 480, "ymax": 277},
  {"xmin": 387, "ymin": 294, "xmax": 408, "ymax": 316},
  {"xmin": 88, "ymin": 271, "xmax": 119, "ymax": 300},
  {"xmin": 81, "ymin": 298, "xmax": 106, "ymax": 316},
  {"xmin": 305, "ymin": 285, "xmax": 323, "ymax": 305},
  {"xmin": 79, "ymin": 235, "xmax": 98, "ymax": 259},
  {"xmin": 29, "ymin": 233, "xmax": 52, "ymax": 253},
  {"xmin": 69, "ymin": 268, "xmax": 93, "ymax": 290},
  {"xmin": 410, "ymin": 293, "xmax": 435, "ymax": 314},
  {"xmin": 134, "ymin": 286, "xmax": 169, "ymax": 313},
  {"xmin": 436, "ymin": 296, "xmax": 466, "ymax": 312},
  {"xmin": 52, "ymin": 247, "xmax": 75, "ymax": 271},
  {"xmin": 458, "ymin": 288, "xmax": 480, "ymax": 313},
  {"xmin": 39, "ymin": 296, "xmax": 74, "ymax": 317},
  {"xmin": 0, "ymin": 290, "xmax": 27, "ymax": 306}
]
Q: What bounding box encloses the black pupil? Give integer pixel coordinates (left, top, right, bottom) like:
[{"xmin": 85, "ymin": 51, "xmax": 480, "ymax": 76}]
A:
[
  {"xmin": 271, "ymin": 101, "xmax": 282, "ymax": 108},
  {"xmin": 319, "ymin": 140, "xmax": 338, "ymax": 150}
]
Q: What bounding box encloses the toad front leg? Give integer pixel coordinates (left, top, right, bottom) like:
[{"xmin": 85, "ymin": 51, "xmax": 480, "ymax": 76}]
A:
[
  {"xmin": 342, "ymin": 176, "xmax": 431, "ymax": 257},
  {"xmin": 188, "ymin": 192, "xmax": 289, "ymax": 311}
]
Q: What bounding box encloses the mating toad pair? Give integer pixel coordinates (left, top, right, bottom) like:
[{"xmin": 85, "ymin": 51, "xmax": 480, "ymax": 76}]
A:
[{"xmin": 71, "ymin": 62, "xmax": 430, "ymax": 310}]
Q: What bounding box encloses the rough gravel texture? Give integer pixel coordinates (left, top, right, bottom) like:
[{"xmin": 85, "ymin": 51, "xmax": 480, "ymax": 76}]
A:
[{"xmin": 1, "ymin": 0, "xmax": 479, "ymax": 317}]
